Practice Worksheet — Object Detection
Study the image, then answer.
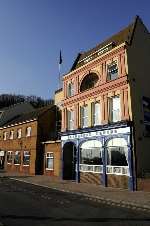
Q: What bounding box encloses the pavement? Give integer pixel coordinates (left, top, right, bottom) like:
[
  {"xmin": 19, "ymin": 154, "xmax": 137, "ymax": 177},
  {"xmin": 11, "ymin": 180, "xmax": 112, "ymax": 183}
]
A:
[{"xmin": 0, "ymin": 171, "xmax": 150, "ymax": 213}]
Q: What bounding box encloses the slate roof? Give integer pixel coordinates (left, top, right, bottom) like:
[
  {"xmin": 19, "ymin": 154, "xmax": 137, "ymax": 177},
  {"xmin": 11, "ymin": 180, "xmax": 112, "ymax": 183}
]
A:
[
  {"xmin": 70, "ymin": 16, "xmax": 139, "ymax": 71},
  {"xmin": 3, "ymin": 105, "xmax": 55, "ymax": 127},
  {"xmin": 0, "ymin": 102, "xmax": 34, "ymax": 127}
]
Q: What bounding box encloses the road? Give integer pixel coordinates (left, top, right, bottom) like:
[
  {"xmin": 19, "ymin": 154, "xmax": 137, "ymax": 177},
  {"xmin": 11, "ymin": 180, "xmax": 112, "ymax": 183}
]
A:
[{"xmin": 0, "ymin": 177, "xmax": 149, "ymax": 226}]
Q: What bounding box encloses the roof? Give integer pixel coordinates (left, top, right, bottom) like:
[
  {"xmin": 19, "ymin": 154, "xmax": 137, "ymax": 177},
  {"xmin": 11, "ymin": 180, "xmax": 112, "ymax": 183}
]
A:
[
  {"xmin": 0, "ymin": 102, "xmax": 34, "ymax": 127},
  {"xmin": 2, "ymin": 105, "xmax": 55, "ymax": 127},
  {"xmin": 70, "ymin": 16, "xmax": 140, "ymax": 71}
]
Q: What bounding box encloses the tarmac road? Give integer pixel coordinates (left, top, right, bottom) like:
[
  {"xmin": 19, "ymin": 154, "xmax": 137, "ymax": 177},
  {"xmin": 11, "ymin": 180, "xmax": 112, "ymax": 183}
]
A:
[{"xmin": 0, "ymin": 177, "xmax": 149, "ymax": 226}]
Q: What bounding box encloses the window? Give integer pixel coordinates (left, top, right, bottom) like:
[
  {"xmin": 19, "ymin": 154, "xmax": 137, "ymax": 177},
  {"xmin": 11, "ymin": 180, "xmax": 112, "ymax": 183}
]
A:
[
  {"xmin": 9, "ymin": 130, "xmax": 14, "ymax": 140},
  {"xmin": 26, "ymin": 127, "xmax": 32, "ymax": 137},
  {"xmin": 14, "ymin": 151, "xmax": 21, "ymax": 165},
  {"xmin": 46, "ymin": 152, "xmax": 54, "ymax": 170},
  {"xmin": 80, "ymin": 140, "xmax": 103, "ymax": 173},
  {"xmin": 17, "ymin": 129, "xmax": 22, "ymax": 139},
  {"xmin": 80, "ymin": 73, "xmax": 99, "ymax": 92},
  {"xmin": 7, "ymin": 151, "xmax": 13, "ymax": 164},
  {"xmin": 67, "ymin": 110, "xmax": 74, "ymax": 130},
  {"xmin": 3, "ymin": 132, "xmax": 8, "ymax": 140},
  {"xmin": 80, "ymin": 105, "xmax": 88, "ymax": 128},
  {"xmin": 91, "ymin": 102, "xmax": 101, "ymax": 126},
  {"xmin": 67, "ymin": 82, "xmax": 74, "ymax": 97},
  {"xmin": 109, "ymin": 96, "xmax": 121, "ymax": 122},
  {"xmin": 23, "ymin": 151, "xmax": 30, "ymax": 166},
  {"xmin": 106, "ymin": 138, "xmax": 129, "ymax": 175},
  {"xmin": 107, "ymin": 61, "xmax": 118, "ymax": 81}
]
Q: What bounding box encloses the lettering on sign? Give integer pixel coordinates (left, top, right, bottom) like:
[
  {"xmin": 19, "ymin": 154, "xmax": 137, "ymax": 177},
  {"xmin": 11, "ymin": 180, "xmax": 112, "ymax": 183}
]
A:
[{"xmin": 61, "ymin": 127, "xmax": 130, "ymax": 141}]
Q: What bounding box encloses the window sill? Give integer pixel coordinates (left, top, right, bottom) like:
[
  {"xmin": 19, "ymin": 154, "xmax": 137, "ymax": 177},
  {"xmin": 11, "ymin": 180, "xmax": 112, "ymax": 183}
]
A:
[{"xmin": 46, "ymin": 168, "xmax": 54, "ymax": 171}]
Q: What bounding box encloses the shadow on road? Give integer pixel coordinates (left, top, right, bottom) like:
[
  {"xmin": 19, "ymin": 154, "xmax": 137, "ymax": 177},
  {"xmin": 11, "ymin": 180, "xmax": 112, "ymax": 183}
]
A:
[{"xmin": 0, "ymin": 215, "xmax": 150, "ymax": 222}]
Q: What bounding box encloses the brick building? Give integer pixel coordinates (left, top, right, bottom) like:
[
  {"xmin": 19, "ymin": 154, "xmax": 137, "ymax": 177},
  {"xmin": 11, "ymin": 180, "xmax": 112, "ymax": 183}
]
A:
[
  {"xmin": 61, "ymin": 16, "xmax": 150, "ymax": 190},
  {"xmin": 43, "ymin": 89, "xmax": 63, "ymax": 177},
  {"xmin": 0, "ymin": 105, "xmax": 58, "ymax": 175}
]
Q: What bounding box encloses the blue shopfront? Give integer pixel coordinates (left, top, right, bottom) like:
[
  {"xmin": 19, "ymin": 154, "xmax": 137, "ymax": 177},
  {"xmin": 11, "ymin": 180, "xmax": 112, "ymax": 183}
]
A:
[{"xmin": 61, "ymin": 123, "xmax": 136, "ymax": 191}]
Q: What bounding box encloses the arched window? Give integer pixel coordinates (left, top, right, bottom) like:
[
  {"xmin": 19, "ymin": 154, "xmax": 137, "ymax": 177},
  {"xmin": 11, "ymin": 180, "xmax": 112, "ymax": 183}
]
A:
[
  {"xmin": 80, "ymin": 73, "xmax": 99, "ymax": 92},
  {"xmin": 26, "ymin": 127, "xmax": 32, "ymax": 137},
  {"xmin": 107, "ymin": 138, "xmax": 128, "ymax": 166},
  {"xmin": 67, "ymin": 82, "xmax": 74, "ymax": 97},
  {"xmin": 80, "ymin": 140, "xmax": 103, "ymax": 173}
]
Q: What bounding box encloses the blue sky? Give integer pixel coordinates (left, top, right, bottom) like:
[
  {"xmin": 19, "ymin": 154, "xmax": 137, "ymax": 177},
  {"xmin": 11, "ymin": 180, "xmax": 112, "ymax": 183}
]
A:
[{"xmin": 0, "ymin": 0, "xmax": 149, "ymax": 99}]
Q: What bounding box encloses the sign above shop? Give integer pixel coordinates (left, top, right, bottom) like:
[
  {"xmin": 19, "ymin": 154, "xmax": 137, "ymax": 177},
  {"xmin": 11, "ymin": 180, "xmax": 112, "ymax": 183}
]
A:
[{"xmin": 61, "ymin": 127, "xmax": 130, "ymax": 141}]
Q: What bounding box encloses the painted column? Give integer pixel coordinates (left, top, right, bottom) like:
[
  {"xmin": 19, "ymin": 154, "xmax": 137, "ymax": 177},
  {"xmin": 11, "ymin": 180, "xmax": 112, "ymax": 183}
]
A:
[
  {"xmin": 76, "ymin": 139, "xmax": 80, "ymax": 183},
  {"xmin": 102, "ymin": 137, "xmax": 107, "ymax": 187},
  {"xmin": 104, "ymin": 95, "xmax": 108, "ymax": 124},
  {"xmin": 128, "ymin": 144, "xmax": 134, "ymax": 191}
]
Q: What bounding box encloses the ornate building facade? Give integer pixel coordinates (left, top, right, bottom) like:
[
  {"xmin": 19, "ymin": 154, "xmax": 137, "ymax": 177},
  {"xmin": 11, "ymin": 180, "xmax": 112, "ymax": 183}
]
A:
[{"xmin": 61, "ymin": 16, "xmax": 150, "ymax": 190}]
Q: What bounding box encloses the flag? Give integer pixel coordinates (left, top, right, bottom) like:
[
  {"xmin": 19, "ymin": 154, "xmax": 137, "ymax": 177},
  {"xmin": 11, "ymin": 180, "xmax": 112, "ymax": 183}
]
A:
[{"xmin": 59, "ymin": 50, "xmax": 62, "ymax": 65}]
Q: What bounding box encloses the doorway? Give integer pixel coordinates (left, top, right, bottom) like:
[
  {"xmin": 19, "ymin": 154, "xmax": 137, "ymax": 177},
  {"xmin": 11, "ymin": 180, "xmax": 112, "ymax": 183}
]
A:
[{"xmin": 63, "ymin": 142, "xmax": 77, "ymax": 180}]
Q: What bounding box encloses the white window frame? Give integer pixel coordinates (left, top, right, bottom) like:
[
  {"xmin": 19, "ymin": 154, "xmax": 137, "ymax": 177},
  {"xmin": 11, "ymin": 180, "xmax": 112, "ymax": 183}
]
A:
[
  {"xmin": 109, "ymin": 96, "xmax": 121, "ymax": 122},
  {"xmin": 93, "ymin": 102, "xmax": 101, "ymax": 126},
  {"xmin": 67, "ymin": 110, "xmax": 74, "ymax": 130},
  {"xmin": 46, "ymin": 152, "xmax": 54, "ymax": 170},
  {"xmin": 26, "ymin": 127, "xmax": 32, "ymax": 137},
  {"xmin": 17, "ymin": 128, "xmax": 22, "ymax": 139},
  {"xmin": 67, "ymin": 82, "xmax": 74, "ymax": 97},
  {"xmin": 81, "ymin": 105, "xmax": 88, "ymax": 128},
  {"xmin": 9, "ymin": 130, "xmax": 14, "ymax": 140},
  {"xmin": 107, "ymin": 61, "xmax": 118, "ymax": 81},
  {"xmin": 3, "ymin": 131, "xmax": 8, "ymax": 140},
  {"xmin": 23, "ymin": 151, "xmax": 30, "ymax": 166}
]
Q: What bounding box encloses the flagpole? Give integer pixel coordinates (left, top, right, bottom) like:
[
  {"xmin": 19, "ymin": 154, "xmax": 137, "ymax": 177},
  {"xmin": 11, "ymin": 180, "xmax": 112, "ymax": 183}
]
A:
[{"xmin": 58, "ymin": 50, "xmax": 62, "ymax": 89}]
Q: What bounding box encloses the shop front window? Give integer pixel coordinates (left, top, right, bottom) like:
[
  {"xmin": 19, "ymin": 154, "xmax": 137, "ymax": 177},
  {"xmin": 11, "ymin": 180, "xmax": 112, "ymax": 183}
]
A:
[
  {"xmin": 80, "ymin": 140, "xmax": 103, "ymax": 173},
  {"xmin": 106, "ymin": 138, "xmax": 129, "ymax": 175}
]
